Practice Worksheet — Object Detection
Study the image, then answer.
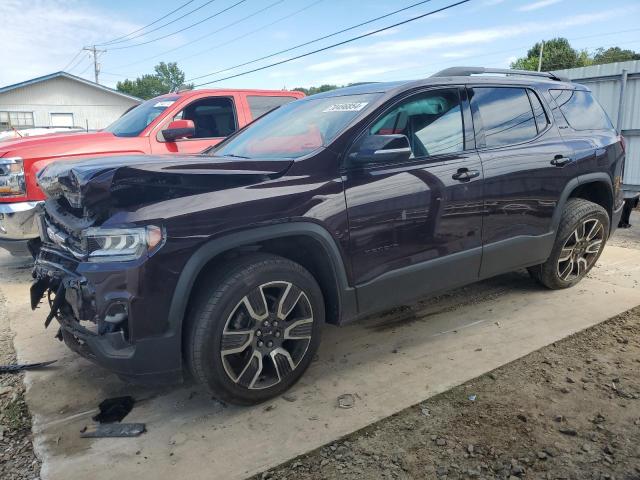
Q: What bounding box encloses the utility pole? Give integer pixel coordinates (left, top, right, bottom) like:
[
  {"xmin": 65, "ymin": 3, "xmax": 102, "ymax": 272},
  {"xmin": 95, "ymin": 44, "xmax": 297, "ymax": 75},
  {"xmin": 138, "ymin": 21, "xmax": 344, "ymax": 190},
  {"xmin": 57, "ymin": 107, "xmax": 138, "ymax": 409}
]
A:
[
  {"xmin": 83, "ymin": 45, "xmax": 106, "ymax": 84},
  {"xmin": 537, "ymin": 40, "xmax": 545, "ymax": 72}
]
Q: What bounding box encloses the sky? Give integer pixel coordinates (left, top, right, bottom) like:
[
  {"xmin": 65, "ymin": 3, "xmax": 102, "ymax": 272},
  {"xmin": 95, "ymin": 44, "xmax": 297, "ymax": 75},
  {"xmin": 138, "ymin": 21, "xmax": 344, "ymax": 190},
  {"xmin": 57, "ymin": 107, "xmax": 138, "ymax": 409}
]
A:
[{"xmin": 2, "ymin": 0, "xmax": 640, "ymax": 90}]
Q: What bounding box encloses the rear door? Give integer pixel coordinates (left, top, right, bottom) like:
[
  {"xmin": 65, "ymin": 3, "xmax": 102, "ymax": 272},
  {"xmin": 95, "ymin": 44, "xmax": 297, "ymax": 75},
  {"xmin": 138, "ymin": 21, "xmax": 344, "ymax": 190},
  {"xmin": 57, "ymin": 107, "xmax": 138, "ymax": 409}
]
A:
[
  {"xmin": 343, "ymin": 86, "xmax": 484, "ymax": 314},
  {"xmin": 469, "ymin": 85, "xmax": 576, "ymax": 278}
]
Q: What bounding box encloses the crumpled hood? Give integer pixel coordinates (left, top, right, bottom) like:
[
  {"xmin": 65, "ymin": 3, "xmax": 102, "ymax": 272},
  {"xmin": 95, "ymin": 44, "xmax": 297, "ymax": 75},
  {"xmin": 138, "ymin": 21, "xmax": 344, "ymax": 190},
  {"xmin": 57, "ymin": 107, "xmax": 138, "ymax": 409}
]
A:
[{"xmin": 37, "ymin": 154, "xmax": 294, "ymax": 210}]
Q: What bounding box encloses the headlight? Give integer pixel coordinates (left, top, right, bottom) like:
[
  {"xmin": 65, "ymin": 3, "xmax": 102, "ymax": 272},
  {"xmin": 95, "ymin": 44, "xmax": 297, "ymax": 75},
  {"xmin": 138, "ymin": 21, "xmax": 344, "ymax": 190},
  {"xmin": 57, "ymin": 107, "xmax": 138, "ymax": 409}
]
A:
[
  {"xmin": 0, "ymin": 157, "xmax": 26, "ymax": 197},
  {"xmin": 81, "ymin": 225, "xmax": 164, "ymax": 262}
]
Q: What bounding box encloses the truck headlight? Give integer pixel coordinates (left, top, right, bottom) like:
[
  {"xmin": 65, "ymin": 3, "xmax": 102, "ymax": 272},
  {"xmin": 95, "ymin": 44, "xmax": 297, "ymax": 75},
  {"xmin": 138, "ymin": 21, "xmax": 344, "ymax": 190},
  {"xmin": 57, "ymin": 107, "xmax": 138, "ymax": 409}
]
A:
[
  {"xmin": 81, "ymin": 225, "xmax": 164, "ymax": 262},
  {"xmin": 0, "ymin": 157, "xmax": 26, "ymax": 197}
]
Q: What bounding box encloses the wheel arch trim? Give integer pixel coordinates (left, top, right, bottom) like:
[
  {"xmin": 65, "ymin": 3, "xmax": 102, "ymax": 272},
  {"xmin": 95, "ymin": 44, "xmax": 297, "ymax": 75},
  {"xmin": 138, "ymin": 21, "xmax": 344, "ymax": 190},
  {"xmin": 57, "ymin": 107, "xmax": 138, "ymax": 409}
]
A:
[
  {"xmin": 552, "ymin": 173, "xmax": 613, "ymax": 233},
  {"xmin": 168, "ymin": 222, "xmax": 357, "ymax": 335}
]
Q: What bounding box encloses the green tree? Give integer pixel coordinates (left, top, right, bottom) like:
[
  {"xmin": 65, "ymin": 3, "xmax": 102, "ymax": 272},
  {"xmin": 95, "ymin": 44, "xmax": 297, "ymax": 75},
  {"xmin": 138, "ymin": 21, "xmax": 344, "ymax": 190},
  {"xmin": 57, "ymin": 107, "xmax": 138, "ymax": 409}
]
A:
[
  {"xmin": 116, "ymin": 62, "xmax": 193, "ymax": 100},
  {"xmin": 592, "ymin": 47, "xmax": 640, "ymax": 65},
  {"xmin": 511, "ymin": 38, "xmax": 590, "ymax": 71}
]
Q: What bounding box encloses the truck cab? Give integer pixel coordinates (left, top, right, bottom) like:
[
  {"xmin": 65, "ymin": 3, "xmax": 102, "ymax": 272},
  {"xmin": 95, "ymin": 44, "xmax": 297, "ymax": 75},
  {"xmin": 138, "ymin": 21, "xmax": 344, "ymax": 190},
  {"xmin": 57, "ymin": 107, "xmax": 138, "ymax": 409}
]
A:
[{"xmin": 0, "ymin": 88, "xmax": 304, "ymax": 254}]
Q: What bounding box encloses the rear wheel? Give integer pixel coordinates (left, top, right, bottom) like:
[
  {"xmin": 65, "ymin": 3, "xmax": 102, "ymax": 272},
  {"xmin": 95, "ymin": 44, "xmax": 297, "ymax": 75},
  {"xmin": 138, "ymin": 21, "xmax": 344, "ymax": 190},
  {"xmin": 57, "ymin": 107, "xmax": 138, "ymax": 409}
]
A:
[
  {"xmin": 185, "ymin": 253, "xmax": 324, "ymax": 405},
  {"xmin": 529, "ymin": 198, "xmax": 609, "ymax": 289}
]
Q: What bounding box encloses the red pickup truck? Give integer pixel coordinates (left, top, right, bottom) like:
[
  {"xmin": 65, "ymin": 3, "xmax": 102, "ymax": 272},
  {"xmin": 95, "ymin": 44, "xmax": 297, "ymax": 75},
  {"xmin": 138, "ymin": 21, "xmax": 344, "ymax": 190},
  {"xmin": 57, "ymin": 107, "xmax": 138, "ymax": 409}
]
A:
[{"xmin": 0, "ymin": 88, "xmax": 304, "ymax": 254}]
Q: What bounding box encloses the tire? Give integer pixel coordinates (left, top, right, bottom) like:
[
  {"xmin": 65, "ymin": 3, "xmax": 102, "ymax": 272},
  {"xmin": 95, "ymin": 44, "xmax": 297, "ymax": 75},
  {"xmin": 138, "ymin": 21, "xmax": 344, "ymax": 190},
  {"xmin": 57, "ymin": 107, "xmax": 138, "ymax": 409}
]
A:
[
  {"xmin": 185, "ymin": 253, "xmax": 324, "ymax": 405},
  {"xmin": 528, "ymin": 198, "xmax": 609, "ymax": 290}
]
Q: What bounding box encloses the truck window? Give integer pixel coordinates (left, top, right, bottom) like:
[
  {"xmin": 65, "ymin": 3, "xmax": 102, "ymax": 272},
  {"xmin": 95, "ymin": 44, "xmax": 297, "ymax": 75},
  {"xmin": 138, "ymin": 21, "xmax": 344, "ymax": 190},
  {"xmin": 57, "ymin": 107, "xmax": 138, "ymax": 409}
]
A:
[
  {"xmin": 105, "ymin": 96, "xmax": 178, "ymax": 137},
  {"xmin": 471, "ymin": 87, "xmax": 538, "ymax": 147},
  {"xmin": 247, "ymin": 95, "xmax": 298, "ymax": 120},
  {"xmin": 175, "ymin": 97, "xmax": 237, "ymax": 139},
  {"xmin": 549, "ymin": 90, "xmax": 613, "ymax": 131}
]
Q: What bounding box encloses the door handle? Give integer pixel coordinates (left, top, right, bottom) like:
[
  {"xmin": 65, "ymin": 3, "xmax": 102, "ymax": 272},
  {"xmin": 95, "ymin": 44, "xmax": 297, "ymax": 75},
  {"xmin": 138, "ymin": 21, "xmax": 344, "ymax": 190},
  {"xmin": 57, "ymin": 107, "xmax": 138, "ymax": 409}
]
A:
[
  {"xmin": 550, "ymin": 155, "xmax": 572, "ymax": 167},
  {"xmin": 452, "ymin": 168, "xmax": 480, "ymax": 182}
]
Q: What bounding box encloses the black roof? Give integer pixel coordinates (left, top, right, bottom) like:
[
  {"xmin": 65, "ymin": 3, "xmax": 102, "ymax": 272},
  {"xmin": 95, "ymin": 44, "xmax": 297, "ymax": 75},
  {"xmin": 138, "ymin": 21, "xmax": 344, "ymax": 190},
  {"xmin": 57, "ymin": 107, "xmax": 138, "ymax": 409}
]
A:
[{"xmin": 307, "ymin": 68, "xmax": 582, "ymax": 100}]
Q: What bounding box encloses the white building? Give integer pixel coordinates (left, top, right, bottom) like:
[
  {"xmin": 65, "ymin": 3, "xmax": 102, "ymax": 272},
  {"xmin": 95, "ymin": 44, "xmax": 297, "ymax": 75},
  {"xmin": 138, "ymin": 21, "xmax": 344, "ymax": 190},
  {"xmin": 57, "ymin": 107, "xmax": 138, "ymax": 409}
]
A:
[{"xmin": 0, "ymin": 71, "xmax": 140, "ymax": 132}]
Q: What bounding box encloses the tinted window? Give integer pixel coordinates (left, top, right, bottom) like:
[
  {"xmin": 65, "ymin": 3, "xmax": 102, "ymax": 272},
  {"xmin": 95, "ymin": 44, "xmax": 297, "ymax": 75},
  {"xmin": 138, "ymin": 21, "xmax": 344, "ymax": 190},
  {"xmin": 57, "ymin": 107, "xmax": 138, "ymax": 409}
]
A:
[
  {"xmin": 247, "ymin": 95, "xmax": 298, "ymax": 120},
  {"xmin": 175, "ymin": 97, "xmax": 236, "ymax": 138},
  {"xmin": 527, "ymin": 90, "xmax": 549, "ymax": 133},
  {"xmin": 550, "ymin": 90, "xmax": 613, "ymax": 131},
  {"xmin": 370, "ymin": 88, "xmax": 464, "ymax": 158},
  {"xmin": 472, "ymin": 87, "xmax": 537, "ymax": 147}
]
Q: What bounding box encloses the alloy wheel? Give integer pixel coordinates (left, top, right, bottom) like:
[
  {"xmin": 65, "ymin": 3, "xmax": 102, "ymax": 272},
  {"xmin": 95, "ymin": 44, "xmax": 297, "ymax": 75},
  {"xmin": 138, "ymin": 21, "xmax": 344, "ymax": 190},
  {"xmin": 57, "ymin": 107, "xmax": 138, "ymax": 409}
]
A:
[
  {"xmin": 220, "ymin": 281, "xmax": 314, "ymax": 390},
  {"xmin": 556, "ymin": 218, "xmax": 604, "ymax": 281}
]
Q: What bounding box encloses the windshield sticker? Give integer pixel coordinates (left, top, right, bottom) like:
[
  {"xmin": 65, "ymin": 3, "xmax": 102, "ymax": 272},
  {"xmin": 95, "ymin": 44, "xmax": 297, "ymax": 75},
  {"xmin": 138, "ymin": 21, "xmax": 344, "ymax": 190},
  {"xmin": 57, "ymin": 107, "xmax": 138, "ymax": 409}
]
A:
[
  {"xmin": 153, "ymin": 100, "xmax": 175, "ymax": 108},
  {"xmin": 323, "ymin": 102, "xmax": 368, "ymax": 113}
]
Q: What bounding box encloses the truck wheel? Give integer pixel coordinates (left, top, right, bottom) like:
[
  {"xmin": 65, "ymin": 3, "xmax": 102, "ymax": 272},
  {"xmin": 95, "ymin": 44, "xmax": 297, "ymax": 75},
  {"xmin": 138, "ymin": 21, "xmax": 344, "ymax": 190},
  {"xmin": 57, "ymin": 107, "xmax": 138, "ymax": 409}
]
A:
[
  {"xmin": 185, "ymin": 253, "xmax": 324, "ymax": 405},
  {"xmin": 529, "ymin": 198, "xmax": 609, "ymax": 289}
]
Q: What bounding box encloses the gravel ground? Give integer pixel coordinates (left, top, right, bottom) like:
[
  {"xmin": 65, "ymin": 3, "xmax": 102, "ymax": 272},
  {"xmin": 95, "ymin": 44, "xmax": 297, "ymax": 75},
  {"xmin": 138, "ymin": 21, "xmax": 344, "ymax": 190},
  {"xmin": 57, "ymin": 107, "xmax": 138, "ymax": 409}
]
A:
[{"xmin": 254, "ymin": 306, "xmax": 640, "ymax": 480}]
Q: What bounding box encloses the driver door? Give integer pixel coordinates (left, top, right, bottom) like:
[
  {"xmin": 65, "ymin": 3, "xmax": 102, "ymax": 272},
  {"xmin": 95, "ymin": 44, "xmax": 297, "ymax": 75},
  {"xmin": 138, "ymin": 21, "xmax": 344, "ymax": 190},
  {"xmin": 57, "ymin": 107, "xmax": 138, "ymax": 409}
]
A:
[
  {"xmin": 151, "ymin": 96, "xmax": 240, "ymax": 154},
  {"xmin": 343, "ymin": 87, "xmax": 485, "ymax": 315}
]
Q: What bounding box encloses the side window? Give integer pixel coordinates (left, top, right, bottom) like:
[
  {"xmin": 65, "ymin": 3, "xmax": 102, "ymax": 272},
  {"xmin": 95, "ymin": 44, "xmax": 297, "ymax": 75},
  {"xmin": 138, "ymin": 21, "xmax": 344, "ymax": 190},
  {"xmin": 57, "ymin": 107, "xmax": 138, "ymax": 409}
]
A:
[
  {"xmin": 549, "ymin": 90, "xmax": 613, "ymax": 131},
  {"xmin": 370, "ymin": 88, "xmax": 464, "ymax": 158},
  {"xmin": 175, "ymin": 97, "xmax": 237, "ymax": 139},
  {"xmin": 247, "ymin": 95, "xmax": 298, "ymax": 120},
  {"xmin": 471, "ymin": 87, "xmax": 537, "ymax": 147},
  {"xmin": 527, "ymin": 90, "xmax": 549, "ymax": 133}
]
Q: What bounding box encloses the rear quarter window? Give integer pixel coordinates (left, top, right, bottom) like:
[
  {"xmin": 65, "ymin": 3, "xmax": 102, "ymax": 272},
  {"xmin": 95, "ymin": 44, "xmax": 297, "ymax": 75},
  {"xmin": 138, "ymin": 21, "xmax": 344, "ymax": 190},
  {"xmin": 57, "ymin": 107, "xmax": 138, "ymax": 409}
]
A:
[
  {"xmin": 247, "ymin": 95, "xmax": 298, "ymax": 120},
  {"xmin": 550, "ymin": 90, "xmax": 613, "ymax": 131}
]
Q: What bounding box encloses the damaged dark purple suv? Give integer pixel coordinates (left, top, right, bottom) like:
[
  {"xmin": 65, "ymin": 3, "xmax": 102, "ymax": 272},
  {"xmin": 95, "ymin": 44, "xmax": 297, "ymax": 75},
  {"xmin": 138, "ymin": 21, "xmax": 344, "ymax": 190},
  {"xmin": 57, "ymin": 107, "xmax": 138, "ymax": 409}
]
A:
[{"xmin": 31, "ymin": 68, "xmax": 625, "ymax": 405}]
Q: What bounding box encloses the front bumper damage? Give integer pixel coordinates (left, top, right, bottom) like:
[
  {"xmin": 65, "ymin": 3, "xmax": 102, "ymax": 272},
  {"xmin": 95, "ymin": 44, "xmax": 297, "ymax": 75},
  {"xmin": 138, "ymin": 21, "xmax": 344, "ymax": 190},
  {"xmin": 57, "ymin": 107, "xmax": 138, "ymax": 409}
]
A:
[{"xmin": 31, "ymin": 241, "xmax": 184, "ymax": 385}]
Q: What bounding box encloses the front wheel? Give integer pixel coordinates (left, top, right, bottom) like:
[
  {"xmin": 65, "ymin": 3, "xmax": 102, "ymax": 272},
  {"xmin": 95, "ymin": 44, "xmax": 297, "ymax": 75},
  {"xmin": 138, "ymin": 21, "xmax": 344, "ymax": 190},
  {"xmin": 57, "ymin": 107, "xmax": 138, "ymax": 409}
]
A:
[
  {"xmin": 529, "ymin": 198, "xmax": 609, "ymax": 289},
  {"xmin": 185, "ymin": 253, "xmax": 324, "ymax": 405}
]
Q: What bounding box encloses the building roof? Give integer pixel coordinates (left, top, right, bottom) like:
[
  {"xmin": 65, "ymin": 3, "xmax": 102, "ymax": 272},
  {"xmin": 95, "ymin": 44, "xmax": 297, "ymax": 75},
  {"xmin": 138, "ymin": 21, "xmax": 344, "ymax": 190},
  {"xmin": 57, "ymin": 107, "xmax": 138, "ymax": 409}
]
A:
[{"xmin": 0, "ymin": 71, "xmax": 142, "ymax": 102}]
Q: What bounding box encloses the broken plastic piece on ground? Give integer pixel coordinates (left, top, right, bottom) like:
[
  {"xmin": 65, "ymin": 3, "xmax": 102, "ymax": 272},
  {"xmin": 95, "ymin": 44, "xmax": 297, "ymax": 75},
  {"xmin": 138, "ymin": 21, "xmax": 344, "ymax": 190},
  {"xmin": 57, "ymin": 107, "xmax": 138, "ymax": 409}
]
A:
[
  {"xmin": 0, "ymin": 360, "xmax": 57, "ymax": 373},
  {"xmin": 468, "ymin": 394, "xmax": 477, "ymax": 402},
  {"xmin": 80, "ymin": 423, "xmax": 146, "ymax": 438},
  {"xmin": 93, "ymin": 396, "xmax": 135, "ymax": 423},
  {"xmin": 337, "ymin": 393, "xmax": 355, "ymax": 409}
]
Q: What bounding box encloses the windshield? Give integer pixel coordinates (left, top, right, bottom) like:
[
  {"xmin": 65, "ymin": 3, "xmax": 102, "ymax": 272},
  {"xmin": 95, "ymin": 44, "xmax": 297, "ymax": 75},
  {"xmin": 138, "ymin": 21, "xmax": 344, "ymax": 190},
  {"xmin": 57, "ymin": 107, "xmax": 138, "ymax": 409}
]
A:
[
  {"xmin": 213, "ymin": 93, "xmax": 380, "ymax": 159},
  {"xmin": 105, "ymin": 96, "xmax": 179, "ymax": 137}
]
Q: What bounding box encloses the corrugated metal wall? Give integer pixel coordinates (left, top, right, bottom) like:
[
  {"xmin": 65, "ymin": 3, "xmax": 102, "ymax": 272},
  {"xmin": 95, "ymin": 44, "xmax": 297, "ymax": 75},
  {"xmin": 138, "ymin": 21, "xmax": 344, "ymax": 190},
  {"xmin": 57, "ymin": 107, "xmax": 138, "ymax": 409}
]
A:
[
  {"xmin": 554, "ymin": 60, "xmax": 640, "ymax": 191},
  {"xmin": 0, "ymin": 76, "xmax": 140, "ymax": 130}
]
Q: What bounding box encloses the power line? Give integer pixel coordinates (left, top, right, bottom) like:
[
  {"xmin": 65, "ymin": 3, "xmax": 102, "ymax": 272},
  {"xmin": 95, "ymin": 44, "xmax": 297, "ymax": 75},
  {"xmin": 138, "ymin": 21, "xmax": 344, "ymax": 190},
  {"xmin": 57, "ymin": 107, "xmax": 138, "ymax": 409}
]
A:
[
  {"xmin": 112, "ymin": 0, "xmax": 290, "ymax": 70},
  {"xmin": 67, "ymin": 52, "xmax": 92, "ymax": 74},
  {"xmin": 192, "ymin": 0, "xmax": 472, "ymax": 87},
  {"xmin": 100, "ymin": 0, "xmax": 217, "ymax": 46},
  {"xmin": 62, "ymin": 49, "xmax": 83, "ymax": 71},
  {"xmin": 108, "ymin": 0, "xmax": 247, "ymax": 50},
  {"xmin": 371, "ymin": 34, "xmax": 640, "ymax": 81},
  {"xmin": 187, "ymin": 0, "xmax": 439, "ymax": 82},
  {"xmin": 96, "ymin": 0, "xmax": 198, "ymax": 46}
]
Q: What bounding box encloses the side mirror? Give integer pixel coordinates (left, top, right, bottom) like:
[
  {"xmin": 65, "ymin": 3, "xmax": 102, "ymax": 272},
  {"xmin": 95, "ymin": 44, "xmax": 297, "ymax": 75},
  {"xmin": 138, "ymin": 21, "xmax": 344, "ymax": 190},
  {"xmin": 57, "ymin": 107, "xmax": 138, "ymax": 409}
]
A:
[
  {"xmin": 162, "ymin": 119, "xmax": 195, "ymax": 142},
  {"xmin": 351, "ymin": 134, "xmax": 412, "ymax": 164}
]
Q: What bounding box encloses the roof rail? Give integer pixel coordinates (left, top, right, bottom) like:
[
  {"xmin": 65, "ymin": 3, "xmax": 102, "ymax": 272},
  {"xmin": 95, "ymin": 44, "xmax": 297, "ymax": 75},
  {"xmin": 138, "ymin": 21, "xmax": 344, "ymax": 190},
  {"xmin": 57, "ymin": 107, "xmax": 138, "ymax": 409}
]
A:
[{"xmin": 430, "ymin": 67, "xmax": 569, "ymax": 82}]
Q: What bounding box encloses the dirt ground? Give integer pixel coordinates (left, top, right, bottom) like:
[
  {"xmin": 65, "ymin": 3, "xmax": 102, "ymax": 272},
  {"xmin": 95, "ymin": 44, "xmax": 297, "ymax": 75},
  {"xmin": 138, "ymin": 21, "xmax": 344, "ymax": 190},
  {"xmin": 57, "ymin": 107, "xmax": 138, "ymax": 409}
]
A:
[
  {"xmin": 0, "ymin": 287, "xmax": 41, "ymax": 480},
  {"xmin": 254, "ymin": 305, "xmax": 640, "ymax": 480}
]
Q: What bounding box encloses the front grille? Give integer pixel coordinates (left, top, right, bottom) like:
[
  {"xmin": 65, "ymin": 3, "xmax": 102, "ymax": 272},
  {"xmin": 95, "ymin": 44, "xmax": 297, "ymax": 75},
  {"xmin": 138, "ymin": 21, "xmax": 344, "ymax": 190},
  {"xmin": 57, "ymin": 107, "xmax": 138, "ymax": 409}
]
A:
[{"xmin": 42, "ymin": 216, "xmax": 85, "ymax": 259}]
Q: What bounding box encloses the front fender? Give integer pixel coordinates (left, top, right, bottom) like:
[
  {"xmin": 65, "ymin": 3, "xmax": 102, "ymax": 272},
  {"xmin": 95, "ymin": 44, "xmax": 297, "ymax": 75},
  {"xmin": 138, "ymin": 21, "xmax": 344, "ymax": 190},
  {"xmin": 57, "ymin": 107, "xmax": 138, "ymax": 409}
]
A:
[{"xmin": 167, "ymin": 222, "xmax": 357, "ymax": 336}]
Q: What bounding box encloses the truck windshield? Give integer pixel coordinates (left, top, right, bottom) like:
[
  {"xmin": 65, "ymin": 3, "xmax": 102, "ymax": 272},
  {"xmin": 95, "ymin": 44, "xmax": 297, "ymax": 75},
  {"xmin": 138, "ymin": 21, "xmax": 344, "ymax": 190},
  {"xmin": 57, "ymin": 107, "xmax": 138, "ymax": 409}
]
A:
[
  {"xmin": 212, "ymin": 93, "xmax": 380, "ymax": 159},
  {"xmin": 105, "ymin": 96, "xmax": 179, "ymax": 137}
]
